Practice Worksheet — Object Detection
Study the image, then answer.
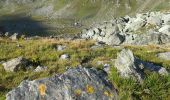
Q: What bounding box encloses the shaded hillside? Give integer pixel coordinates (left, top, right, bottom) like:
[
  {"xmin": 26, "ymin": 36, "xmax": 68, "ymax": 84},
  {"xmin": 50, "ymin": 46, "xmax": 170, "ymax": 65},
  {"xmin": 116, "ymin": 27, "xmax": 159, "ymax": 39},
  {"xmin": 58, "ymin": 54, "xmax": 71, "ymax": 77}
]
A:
[{"xmin": 0, "ymin": 0, "xmax": 170, "ymax": 35}]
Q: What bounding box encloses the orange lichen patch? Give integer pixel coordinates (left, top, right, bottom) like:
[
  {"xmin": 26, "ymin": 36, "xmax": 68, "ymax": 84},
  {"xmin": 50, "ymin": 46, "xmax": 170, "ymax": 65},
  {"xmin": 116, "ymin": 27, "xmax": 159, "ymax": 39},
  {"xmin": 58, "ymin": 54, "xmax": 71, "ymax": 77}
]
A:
[
  {"xmin": 74, "ymin": 89, "xmax": 82, "ymax": 96},
  {"xmin": 104, "ymin": 91, "xmax": 113, "ymax": 97},
  {"xmin": 38, "ymin": 84, "xmax": 46, "ymax": 96},
  {"xmin": 86, "ymin": 85, "xmax": 94, "ymax": 94}
]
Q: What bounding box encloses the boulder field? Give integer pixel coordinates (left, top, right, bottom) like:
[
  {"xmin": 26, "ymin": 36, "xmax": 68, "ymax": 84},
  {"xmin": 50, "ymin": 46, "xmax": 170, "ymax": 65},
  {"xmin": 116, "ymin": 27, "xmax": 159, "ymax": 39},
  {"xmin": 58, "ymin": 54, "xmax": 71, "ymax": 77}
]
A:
[{"xmin": 81, "ymin": 12, "xmax": 170, "ymax": 45}]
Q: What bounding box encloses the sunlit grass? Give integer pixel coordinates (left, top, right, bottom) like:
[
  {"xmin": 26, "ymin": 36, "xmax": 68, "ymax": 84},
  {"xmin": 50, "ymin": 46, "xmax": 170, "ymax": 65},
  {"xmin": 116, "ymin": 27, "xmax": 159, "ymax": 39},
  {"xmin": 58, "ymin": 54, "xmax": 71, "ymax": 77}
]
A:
[{"xmin": 0, "ymin": 38, "xmax": 170, "ymax": 99}]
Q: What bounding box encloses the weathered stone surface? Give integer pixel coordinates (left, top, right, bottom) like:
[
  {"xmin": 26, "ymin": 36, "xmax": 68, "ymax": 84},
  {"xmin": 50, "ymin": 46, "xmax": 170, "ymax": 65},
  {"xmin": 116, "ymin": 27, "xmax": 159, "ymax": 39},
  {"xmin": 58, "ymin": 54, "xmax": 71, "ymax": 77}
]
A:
[
  {"xmin": 162, "ymin": 13, "xmax": 170, "ymax": 25},
  {"xmin": 126, "ymin": 32, "xmax": 170, "ymax": 45},
  {"xmin": 125, "ymin": 17, "xmax": 146, "ymax": 31},
  {"xmin": 81, "ymin": 12, "xmax": 170, "ymax": 46},
  {"xmin": 131, "ymin": 33, "xmax": 160, "ymax": 45},
  {"xmin": 10, "ymin": 33, "xmax": 19, "ymax": 40},
  {"xmin": 104, "ymin": 33, "xmax": 125, "ymax": 45},
  {"xmin": 6, "ymin": 67, "xmax": 118, "ymax": 100},
  {"xmin": 123, "ymin": 33, "xmax": 137, "ymax": 44},
  {"xmin": 157, "ymin": 52, "xmax": 170, "ymax": 60},
  {"xmin": 2, "ymin": 57, "xmax": 31, "ymax": 72},
  {"xmin": 159, "ymin": 25, "xmax": 170, "ymax": 35},
  {"xmin": 81, "ymin": 21, "xmax": 125, "ymax": 46},
  {"xmin": 114, "ymin": 49, "xmax": 169, "ymax": 81},
  {"xmin": 114, "ymin": 49, "xmax": 144, "ymax": 81},
  {"xmin": 147, "ymin": 15, "xmax": 162, "ymax": 26}
]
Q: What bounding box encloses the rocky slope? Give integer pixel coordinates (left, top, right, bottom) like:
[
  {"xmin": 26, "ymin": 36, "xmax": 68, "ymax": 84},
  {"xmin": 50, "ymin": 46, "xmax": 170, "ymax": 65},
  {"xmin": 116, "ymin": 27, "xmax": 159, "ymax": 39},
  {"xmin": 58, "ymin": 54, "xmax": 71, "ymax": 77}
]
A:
[
  {"xmin": 0, "ymin": 0, "xmax": 170, "ymax": 100},
  {"xmin": 81, "ymin": 12, "xmax": 170, "ymax": 45}
]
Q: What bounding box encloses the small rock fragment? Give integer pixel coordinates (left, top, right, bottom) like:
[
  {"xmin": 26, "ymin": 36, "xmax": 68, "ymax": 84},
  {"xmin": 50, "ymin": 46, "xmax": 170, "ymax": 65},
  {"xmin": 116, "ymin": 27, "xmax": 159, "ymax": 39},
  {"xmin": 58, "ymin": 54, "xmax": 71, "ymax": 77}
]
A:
[
  {"xmin": 34, "ymin": 66, "xmax": 47, "ymax": 72},
  {"xmin": 60, "ymin": 54, "xmax": 70, "ymax": 60},
  {"xmin": 2, "ymin": 57, "xmax": 30, "ymax": 72}
]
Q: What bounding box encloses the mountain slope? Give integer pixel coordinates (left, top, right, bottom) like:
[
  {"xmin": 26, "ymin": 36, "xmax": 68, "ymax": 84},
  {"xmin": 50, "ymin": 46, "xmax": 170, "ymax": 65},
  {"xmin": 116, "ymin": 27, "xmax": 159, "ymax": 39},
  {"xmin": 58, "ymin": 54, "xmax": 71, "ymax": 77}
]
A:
[{"xmin": 0, "ymin": 0, "xmax": 170, "ymax": 36}]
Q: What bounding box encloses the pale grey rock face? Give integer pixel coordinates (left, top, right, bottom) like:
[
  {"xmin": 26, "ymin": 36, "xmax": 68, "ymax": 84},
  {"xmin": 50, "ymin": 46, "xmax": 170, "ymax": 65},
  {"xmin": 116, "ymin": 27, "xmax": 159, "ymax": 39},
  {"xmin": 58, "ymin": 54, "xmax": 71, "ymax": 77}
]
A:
[
  {"xmin": 147, "ymin": 15, "xmax": 162, "ymax": 26},
  {"xmin": 159, "ymin": 25, "xmax": 170, "ymax": 35},
  {"xmin": 81, "ymin": 12, "xmax": 170, "ymax": 46},
  {"xmin": 81, "ymin": 21, "xmax": 125, "ymax": 46},
  {"xmin": 123, "ymin": 33, "xmax": 137, "ymax": 44},
  {"xmin": 158, "ymin": 68, "xmax": 169, "ymax": 76},
  {"xmin": 125, "ymin": 17, "xmax": 146, "ymax": 31},
  {"xmin": 162, "ymin": 14, "xmax": 170, "ymax": 25},
  {"xmin": 157, "ymin": 52, "xmax": 170, "ymax": 60},
  {"xmin": 131, "ymin": 33, "xmax": 160, "ymax": 45},
  {"xmin": 6, "ymin": 67, "xmax": 118, "ymax": 100},
  {"xmin": 10, "ymin": 33, "xmax": 19, "ymax": 40},
  {"xmin": 114, "ymin": 49, "xmax": 144, "ymax": 81},
  {"xmin": 2, "ymin": 57, "xmax": 30, "ymax": 72},
  {"xmin": 114, "ymin": 49, "xmax": 169, "ymax": 81},
  {"xmin": 128, "ymin": 32, "xmax": 170, "ymax": 45}
]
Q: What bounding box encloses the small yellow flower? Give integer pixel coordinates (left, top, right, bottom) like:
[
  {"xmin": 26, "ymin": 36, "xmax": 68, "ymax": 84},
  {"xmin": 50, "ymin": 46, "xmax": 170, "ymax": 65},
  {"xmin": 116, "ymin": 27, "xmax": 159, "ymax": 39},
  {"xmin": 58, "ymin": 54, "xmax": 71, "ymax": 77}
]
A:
[
  {"xmin": 86, "ymin": 85, "xmax": 94, "ymax": 94},
  {"xmin": 38, "ymin": 84, "xmax": 46, "ymax": 96}
]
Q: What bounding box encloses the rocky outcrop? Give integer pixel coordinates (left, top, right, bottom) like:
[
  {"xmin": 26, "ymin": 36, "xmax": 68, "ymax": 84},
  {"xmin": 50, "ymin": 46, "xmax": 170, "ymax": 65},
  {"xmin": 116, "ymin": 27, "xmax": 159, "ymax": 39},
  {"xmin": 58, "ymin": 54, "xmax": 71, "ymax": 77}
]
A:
[
  {"xmin": 114, "ymin": 49, "xmax": 168, "ymax": 81},
  {"xmin": 81, "ymin": 20, "xmax": 126, "ymax": 46},
  {"xmin": 128, "ymin": 32, "xmax": 170, "ymax": 45},
  {"xmin": 159, "ymin": 25, "xmax": 170, "ymax": 35},
  {"xmin": 6, "ymin": 67, "xmax": 118, "ymax": 100},
  {"xmin": 114, "ymin": 49, "xmax": 144, "ymax": 82},
  {"xmin": 81, "ymin": 12, "xmax": 170, "ymax": 46}
]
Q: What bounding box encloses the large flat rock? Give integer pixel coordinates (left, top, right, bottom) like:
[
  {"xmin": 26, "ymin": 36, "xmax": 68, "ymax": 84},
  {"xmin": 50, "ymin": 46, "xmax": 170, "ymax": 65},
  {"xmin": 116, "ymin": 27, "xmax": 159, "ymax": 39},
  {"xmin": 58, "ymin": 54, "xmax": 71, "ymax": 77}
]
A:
[{"xmin": 6, "ymin": 67, "xmax": 118, "ymax": 100}]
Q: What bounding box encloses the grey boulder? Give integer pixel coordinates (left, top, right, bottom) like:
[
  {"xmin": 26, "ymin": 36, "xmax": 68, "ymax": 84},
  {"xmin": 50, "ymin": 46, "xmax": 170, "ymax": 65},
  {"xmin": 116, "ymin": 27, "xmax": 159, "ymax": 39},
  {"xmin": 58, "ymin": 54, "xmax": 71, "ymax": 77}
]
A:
[
  {"xmin": 159, "ymin": 25, "xmax": 170, "ymax": 35},
  {"xmin": 130, "ymin": 32, "xmax": 170, "ymax": 45},
  {"xmin": 162, "ymin": 14, "xmax": 170, "ymax": 25},
  {"xmin": 114, "ymin": 49, "xmax": 169, "ymax": 81},
  {"xmin": 81, "ymin": 21, "xmax": 125, "ymax": 46},
  {"xmin": 6, "ymin": 67, "xmax": 118, "ymax": 100},
  {"xmin": 2, "ymin": 57, "xmax": 31, "ymax": 72},
  {"xmin": 125, "ymin": 17, "xmax": 146, "ymax": 32},
  {"xmin": 157, "ymin": 52, "xmax": 170, "ymax": 60},
  {"xmin": 147, "ymin": 15, "xmax": 162, "ymax": 26},
  {"xmin": 114, "ymin": 49, "xmax": 144, "ymax": 81},
  {"xmin": 10, "ymin": 33, "xmax": 19, "ymax": 40}
]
